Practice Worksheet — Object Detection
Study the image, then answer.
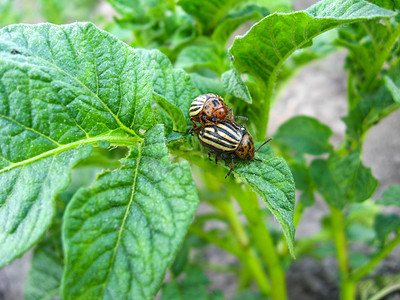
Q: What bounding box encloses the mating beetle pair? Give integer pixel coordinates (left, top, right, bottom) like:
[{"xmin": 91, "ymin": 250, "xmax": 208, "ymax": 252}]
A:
[{"xmin": 189, "ymin": 93, "xmax": 271, "ymax": 178}]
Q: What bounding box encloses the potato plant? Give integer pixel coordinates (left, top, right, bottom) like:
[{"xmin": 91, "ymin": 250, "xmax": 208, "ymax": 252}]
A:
[{"xmin": 0, "ymin": 0, "xmax": 400, "ymax": 299}]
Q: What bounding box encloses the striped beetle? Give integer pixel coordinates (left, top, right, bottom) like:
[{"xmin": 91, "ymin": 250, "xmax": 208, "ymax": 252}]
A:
[
  {"xmin": 195, "ymin": 119, "xmax": 272, "ymax": 178},
  {"xmin": 189, "ymin": 93, "xmax": 246, "ymax": 128}
]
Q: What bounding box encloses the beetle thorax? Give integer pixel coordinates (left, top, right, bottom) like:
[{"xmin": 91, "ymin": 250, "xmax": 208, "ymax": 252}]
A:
[{"xmin": 236, "ymin": 133, "xmax": 255, "ymax": 159}]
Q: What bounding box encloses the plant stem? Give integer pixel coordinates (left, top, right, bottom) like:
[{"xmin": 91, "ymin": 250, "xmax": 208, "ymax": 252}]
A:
[
  {"xmin": 216, "ymin": 200, "xmax": 250, "ymax": 248},
  {"xmin": 350, "ymin": 233, "xmax": 400, "ymax": 282},
  {"xmin": 229, "ymin": 184, "xmax": 288, "ymax": 300},
  {"xmin": 188, "ymin": 226, "xmax": 242, "ymax": 257},
  {"xmin": 330, "ymin": 205, "xmax": 355, "ymax": 300},
  {"xmin": 214, "ymin": 199, "xmax": 271, "ymax": 296},
  {"xmin": 360, "ymin": 25, "xmax": 400, "ymax": 92}
]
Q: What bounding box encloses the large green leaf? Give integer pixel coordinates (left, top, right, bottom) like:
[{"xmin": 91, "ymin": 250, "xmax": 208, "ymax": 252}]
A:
[
  {"xmin": 310, "ymin": 151, "xmax": 378, "ymax": 208},
  {"xmin": 171, "ymin": 141, "xmax": 296, "ymax": 256},
  {"xmin": 0, "ymin": 22, "xmax": 155, "ymax": 267},
  {"xmin": 274, "ymin": 116, "xmax": 333, "ymax": 155},
  {"xmin": 62, "ymin": 125, "xmax": 199, "ymax": 300},
  {"xmin": 161, "ymin": 266, "xmax": 224, "ymax": 300},
  {"xmin": 233, "ymin": 145, "xmax": 296, "ymax": 256},
  {"xmin": 230, "ymin": 0, "xmax": 395, "ymax": 85}
]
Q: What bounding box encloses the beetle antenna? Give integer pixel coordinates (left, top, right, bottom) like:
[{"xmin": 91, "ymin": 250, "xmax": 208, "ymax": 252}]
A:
[
  {"xmin": 234, "ymin": 115, "xmax": 248, "ymax": 120},
  {"xmin": 255, "ymin": 138, "xmax": 272, "ymax": 152},
  {"xmin": 225, "ymin": 156, "xmax": 235, "ymax": 179}
]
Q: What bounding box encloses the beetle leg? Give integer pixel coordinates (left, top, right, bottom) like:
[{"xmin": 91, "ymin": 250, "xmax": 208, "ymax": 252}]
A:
[
  {"xmin": 215, "ymin": 154, "xmax": 219, "ymax": 164},
  {"xmin": 190, "ymin": 118, "xmax": 197, "ymax": 128},
  {"xmin": 208, "ymin": 151, "xmax": 213, "ymax": 161},
  {"xmin": 225, "ymin": 155, "xmax": 235, "ymax": 178},
  {"xmin": 199, "ymin": 115, "xmax": 207, "ymax": 128}
]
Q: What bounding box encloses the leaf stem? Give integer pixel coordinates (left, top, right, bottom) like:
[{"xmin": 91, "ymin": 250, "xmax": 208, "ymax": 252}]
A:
[
  {"xmin": 0, "ymin": 135, "xmax": 143, "ymax": 174},
  {"xmin": 188, "ymin": 224, "xmax": 271, "ymax": 295},
  {"xmin": 229, "ymin": 183, "xmax": 288, "ymax": 300},
  {"xmin": 212, "ymin": 198, "xmax": 272, "ymax": 296},
  {"xmin": 188, "ymin": 226, "xmax": 243, "ymax": 257},
  {"xmin": 360, "ymin": 25, "xmax": 400, "ymax": 92},
  {"xmin": 215, "ymin": 200, "xmax": 249, "ymax": 248},
  {"xmin": 350, "ymin": 233, "xmax": 400, "ymax": 282},
  {"xmin": 330, "ymin": 205, "xmax": 355, "ymax": 300}
]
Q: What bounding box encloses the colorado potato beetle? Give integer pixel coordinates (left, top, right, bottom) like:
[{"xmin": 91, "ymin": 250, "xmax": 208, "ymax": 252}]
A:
[
  {"xmin": 189, "ymin": 93, "xmax": 247, "ymax": 128},
  {"xmin": 195, "ymin": 119, "xmax": 272, "ymax": 178}
]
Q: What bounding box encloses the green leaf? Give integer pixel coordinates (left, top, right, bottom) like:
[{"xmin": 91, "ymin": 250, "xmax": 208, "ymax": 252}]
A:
[
  {"xmin": 161, "ymin": 266, "xmax": 224, "ymax": 300},
  {"xmin": 374, "ymin": 213, "xmax": 400, "ymax": 243},
  {"xmin": 252, "ymin": 0, "xmax": 292, "ymax": 13},
  {"xmin": 300, "ymin": 191, "xmax": 314, "ymax": 207},
  {"xmin": 0, "ymin": 146, "xmax": 92, "ymax": 269},
  {"xmin": 343, "ymin": 85, "xmax": 399, "ymax": 144},
  {"xmin": 212, "ymin": 4, "xmax": 269, "ymax": 44},
  {"xmin": 230, "ymin": 0, "xmax": 395, "ymax": 84},
  {"xmin": 289, "ymin": 162, "xmax": 313, "ymax": 192},
  {"xmin": 62, "ymin": 125, "xmax": 199, "ymax": 300},
  {"xmin": 0, "ymin": 22, "xmax": 155, "ymax": 266},
  {"xmin": 233, "ymin": 145, "xmax": 296, "ymax": 257},
  {"xmin": 278, "ymin": 30, "xmax": 339, "ymax": 86},
  {"xmin": 364, "ymin": 0, "xmax": 400, "ymax": 10},
  {"xmin": 221, "ymin": 69, "xmax": 252, "ymax": 103},
  {"xmin": 178, "ymin": 0, "xmax": 242, "ymax": 32},
  {"xmin": 153, "ymin": 93, "xmax": 187, "ymax": 132},
  {"xmin": 189, "ymin": 73, "xmax": 226, "ymax": 96},
  {"xmin": 376, "ymin": 185, "xmax": 400, "ymax": 206},
  {"xmin": 107, "ymin": 0, "xmax": 171, "ymax": 24},
  {"xmin": 349, "ymin": 250, "xmax": 370, "ymax": 269},
  {"xmin": 137, "ymin": 49, "xmax": 199, "ymax": 133},
  {"xmin": 289, "ymin": 162, "xmax": 315, "ymax": 207},
  {"xmin": 24, "ymin": 233, "xmax": 64, "ymax": 300},
  {"xmin": 310, "ymin": 151, "xmax": 378, "ymax": 209},
  {"xmin": 347, "ymin": 223, "xmax": 375, "ymax": 243},
  {"xmin": 175, "ymin": 45, "xmax": 223, "ymax": 73},
  {"xmin": 275, "ymin": 116, "xmax": 333, "ymax": 155}
]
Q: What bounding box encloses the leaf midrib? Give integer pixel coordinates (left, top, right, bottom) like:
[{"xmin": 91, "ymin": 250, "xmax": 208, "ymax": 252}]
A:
[
  {"xmin": 0, "ymin": 135, "xmax": 142, "ymax": 175},
  {"xmin": 99, "ymin": 142, "xmax": 143, "ymax": 298}
]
